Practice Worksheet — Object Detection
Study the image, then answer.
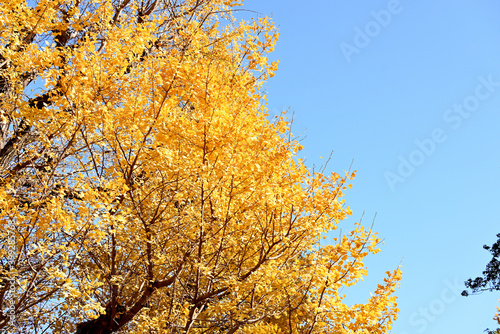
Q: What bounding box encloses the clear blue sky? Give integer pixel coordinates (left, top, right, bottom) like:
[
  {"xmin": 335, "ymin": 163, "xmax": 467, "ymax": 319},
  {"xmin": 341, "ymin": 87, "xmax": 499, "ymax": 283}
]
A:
[{"xmin": 239, "ymin": 1, "xmax": 500, "ymax": 333}]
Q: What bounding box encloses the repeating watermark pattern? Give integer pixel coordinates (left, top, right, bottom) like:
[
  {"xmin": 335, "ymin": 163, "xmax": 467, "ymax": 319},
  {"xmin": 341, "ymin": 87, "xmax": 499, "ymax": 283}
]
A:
[
  {"xmin": 398, "ymin": 278, "xmax": 462, "ymax": 334},
  {"xmin": 5, "ymin": 222, "xmax": 19, "ymax": 330},
  {"xmin": 385, "ymin": 74, "xmax": 500, "ymax": 192},
  {"xmin": 339, "ymin": 0, "xmax": 406, "ymax": 63}
]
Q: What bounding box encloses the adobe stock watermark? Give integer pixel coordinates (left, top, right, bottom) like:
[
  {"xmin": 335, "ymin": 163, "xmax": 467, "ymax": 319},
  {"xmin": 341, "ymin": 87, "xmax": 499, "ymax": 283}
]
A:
[
  {"xmin": 3, "ymin": 222, "xmax": 20, "ymax": 331},
  {"xmin": 385, "ymin": 74, "xmax": 500, "ymax": 192},
  {"xmin": 339, "ymin": 0, "xmax": 406, "ymax": 64},
  {"xmin": 397, "ymin": 278, "xmax": 462, "ymax": 334}
]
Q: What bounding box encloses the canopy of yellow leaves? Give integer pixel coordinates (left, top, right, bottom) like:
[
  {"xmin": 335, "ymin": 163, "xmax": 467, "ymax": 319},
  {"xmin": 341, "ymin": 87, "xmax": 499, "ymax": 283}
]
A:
[{"xmin": 0, "ymin": 0, "xmax": 401, "ymax": 333}]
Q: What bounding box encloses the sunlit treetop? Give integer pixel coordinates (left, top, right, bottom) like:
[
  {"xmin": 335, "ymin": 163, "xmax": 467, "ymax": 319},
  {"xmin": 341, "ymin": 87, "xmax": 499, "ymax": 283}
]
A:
[{"xmin": 0, "ymin": 0, "xmax": 400, "ymax": 333}]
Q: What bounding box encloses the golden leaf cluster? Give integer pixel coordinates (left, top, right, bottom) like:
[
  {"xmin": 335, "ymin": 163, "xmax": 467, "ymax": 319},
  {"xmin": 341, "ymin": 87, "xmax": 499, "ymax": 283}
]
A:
[{"xmin": 0, "ymin": 0, "xmax": 400, "ymax": 333}]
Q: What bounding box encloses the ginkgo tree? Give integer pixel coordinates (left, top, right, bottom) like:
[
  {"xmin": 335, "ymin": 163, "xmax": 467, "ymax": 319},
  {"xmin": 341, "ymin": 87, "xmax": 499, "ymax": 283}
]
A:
[{"xmin": 0, "ymin": 0, "xmax": 401, "ymax": 333}]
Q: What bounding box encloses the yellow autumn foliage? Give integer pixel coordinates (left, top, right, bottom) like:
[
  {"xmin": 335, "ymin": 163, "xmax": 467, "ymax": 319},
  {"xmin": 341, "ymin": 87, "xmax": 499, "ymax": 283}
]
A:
[{"xmin": 0, "ymin": 0, "xmax": 400, "ymax": 333}]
